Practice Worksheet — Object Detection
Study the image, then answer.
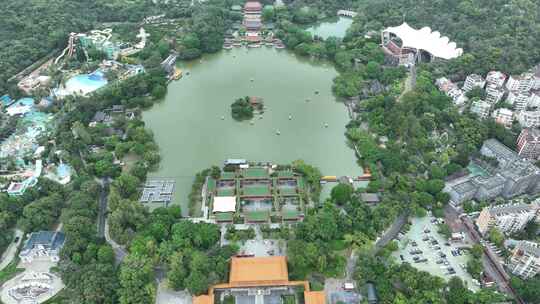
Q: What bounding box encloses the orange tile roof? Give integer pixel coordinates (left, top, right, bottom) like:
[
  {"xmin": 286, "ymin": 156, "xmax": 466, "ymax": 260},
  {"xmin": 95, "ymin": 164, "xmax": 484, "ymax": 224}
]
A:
[
  {"xmin": 229, "ymin": 256, "xmax": 289, "ymax": 286},
  {"xmin": 193, "ymin": 256, "xmax": 325, "ymax": 303},
  {"xmin": 193, "ymin": 295, "xmax": 213, "ymax": 304},
  {"xmin": 304, "ymin": 291, "xmax": 326, "ymax": 304}
]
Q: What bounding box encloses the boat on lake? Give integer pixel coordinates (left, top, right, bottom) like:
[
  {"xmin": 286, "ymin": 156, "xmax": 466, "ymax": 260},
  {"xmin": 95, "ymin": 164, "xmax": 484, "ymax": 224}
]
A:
[{"xmin": 171, "ymin": 68, "xmax": 183, "ymax": 80}]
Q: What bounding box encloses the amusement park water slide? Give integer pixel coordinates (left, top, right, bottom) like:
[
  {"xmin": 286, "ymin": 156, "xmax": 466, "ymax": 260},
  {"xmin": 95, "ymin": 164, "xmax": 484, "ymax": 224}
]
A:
[{"xmin": 54, "ymin": 29, "xmax": 113, "ymax": 64}]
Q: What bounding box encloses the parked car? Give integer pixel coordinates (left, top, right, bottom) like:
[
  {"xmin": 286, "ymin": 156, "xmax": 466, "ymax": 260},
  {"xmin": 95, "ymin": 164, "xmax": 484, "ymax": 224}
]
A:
[{"xmin": 13, "ymin": 236, "xmax": 20, "ymax": 243}]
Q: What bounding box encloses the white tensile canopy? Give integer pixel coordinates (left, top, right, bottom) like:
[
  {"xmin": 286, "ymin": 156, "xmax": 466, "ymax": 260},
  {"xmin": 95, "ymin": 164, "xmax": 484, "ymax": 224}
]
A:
[
  {"xmin": 213, "ymin": 196, "xmax": 237, "ymax": 213},
  {"xmin": 383, "ymin": 22, "xmax": 463, "ymax": 60}
]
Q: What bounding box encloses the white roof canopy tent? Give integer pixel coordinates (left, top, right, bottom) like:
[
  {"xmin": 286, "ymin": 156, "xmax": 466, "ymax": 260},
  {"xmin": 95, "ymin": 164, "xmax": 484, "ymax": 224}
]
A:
[
  {"xmin": 382, "ymin": 22, "xmax": 463, "ymax": 64},
  {"xmin": 213, "ymin": 196, "xmax": 237, "ymax": 213}
]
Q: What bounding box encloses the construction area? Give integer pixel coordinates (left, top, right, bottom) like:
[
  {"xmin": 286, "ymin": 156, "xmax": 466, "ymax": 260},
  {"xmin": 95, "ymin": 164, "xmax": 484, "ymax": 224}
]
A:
[{"xmin": 203, "ymin": 164, "xmax": 308, "ymax": 223}]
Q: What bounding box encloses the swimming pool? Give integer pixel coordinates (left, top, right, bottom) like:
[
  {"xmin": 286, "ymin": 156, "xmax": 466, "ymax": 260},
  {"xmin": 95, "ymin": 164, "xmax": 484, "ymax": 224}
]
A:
[
  {"xmin": 56, "ymin": 70, "xmax": 108, "ymax": 97},
  {"xmin": 467, "ymin": 163, "xmax": 489, "ymax": 177},
  {"xmin": 57, "ymin": 163, "xmax": 72, "ymax": 179},
  {"xmin": 5, "ymin": 98, "xmax": 35, "ymax": 116}
]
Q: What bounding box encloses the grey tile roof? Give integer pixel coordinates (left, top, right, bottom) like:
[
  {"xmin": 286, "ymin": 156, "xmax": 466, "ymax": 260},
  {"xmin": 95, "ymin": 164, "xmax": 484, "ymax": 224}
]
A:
[
  {"xmin": 482, "ymin": 139, "xmax": 520, "ymax": 163},
  {"xmin": 20, "ymin": 231, "xmax": 65, "ymax": 255},
  {"xmin": 487, "ymin": 203, "xmax": 535, "ymax": 216},
  {"xmin": 473, "ymin": 174, "xmax": 505, "ymax": 190},
  {"xmin": 452, "ymin": 180, "xmax": 476, "ymax": 194},
  {"xmin": 360, "ymin": 193, "xmax": 380, "ymax": 203}
]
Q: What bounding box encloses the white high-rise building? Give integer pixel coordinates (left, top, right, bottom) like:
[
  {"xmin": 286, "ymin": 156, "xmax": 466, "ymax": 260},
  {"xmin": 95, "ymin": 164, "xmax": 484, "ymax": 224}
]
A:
[
  {"xmin": 476, "ymin": 203, "xmax": 539, "ymax": 235},
  {"xmin": 436, "ymin": 77, "xmax": 468, "ymax": 106},
  {"xmin": 486, "ymin": 71, "xmax": 507, "ymax": 88},
  {"xmin": 507, "ymin": 91, "xmax": 532, "ymax": 111},
  {"xmin": 509, "ymin": 241, "xmax": 540, "ymax": 279},
  {"xmin": 517, "ymin": 128, "xmax": 540, "ymax": 160},
  {"xmin": 485, "ymin": 83, "xmax": 505, "ymax": 104},
  {"xmin": 463, "ymin": 74, "xmax": 486, "ymax": 92},
  {"xmin": 506, "ymin": 73, "xmax": 535, "ymax": 93},
  {"xmin": 534, "ymin": 65, "xmax": 540, "ymax": 90},
  {"xmin": 492, "ymin": 108, "xmax": 514, "ymax": 127},
  {"xmin": 470, "ymin": 100, "xmax": 492, "ymax": 119},
  {"xmin": 529, "ymin": 91, "xmax": 540, "ymax": 108},
  {"xmin": 517, "ymin": 110, "xmax": 540, "ymax": 128}
]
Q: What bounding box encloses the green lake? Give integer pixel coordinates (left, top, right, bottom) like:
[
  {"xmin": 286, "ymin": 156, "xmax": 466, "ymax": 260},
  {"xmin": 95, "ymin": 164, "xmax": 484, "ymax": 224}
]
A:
[
  {"xmin": 143, "ymin": 47, "xmax": 361, "ymax": 214},
  {"xmin": 307, "ymin": 17, "xmax": 354, "ymax": 39}
]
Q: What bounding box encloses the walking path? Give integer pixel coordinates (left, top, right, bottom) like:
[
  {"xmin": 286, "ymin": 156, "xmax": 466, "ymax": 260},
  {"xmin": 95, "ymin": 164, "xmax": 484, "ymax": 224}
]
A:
[
  {"xmin": 104, "ymin": 219, "xmax": 127, "ymax": 265},
  {"xmin": 0, "ymin": 229, "xmax": 23, "ymax": 272},
  {"xmin": 374, "ymin": 213, "xmax": 408, "ymax": 253},
  {"xmin": 397, "ymin": 65, "xmax": 416, "ymax": 102}
]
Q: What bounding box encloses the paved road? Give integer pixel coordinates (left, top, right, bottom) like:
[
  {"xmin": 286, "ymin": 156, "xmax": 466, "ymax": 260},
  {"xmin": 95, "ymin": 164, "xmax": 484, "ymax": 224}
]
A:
[
  {"xmin": 444, "ymin": 204, "xmax": 523, "ymax": 304},
  {"xmin": 345, "ymin": 251, "xmax": 358, "ymax": 280},
  {"xmin": 0, "ymin": 229, "xmax": 23, "ymax": 271},
  {"xmin": 374, "ymin": 213, "xmax": 408, "ymax": 253},
  {"xmin": 97, "ymin": 178, "xmax": 110, "ymax": 238},
  {"xmin": 104, "ymin": 219, "xmax": 127, "ymax": 265},
  {"xmin": 95, "ymin": 177, "xmax": 126, "ymax": 264},
  {"xmin": 397, "ymin": 65, "xmax": 416, "ymax": 102}
]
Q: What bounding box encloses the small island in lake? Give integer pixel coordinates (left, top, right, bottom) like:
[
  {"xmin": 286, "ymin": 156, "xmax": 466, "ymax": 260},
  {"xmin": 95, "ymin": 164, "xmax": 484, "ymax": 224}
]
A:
[{"xmin": 231, "ymin": 96, "xmax": 264, "ymax": 121}]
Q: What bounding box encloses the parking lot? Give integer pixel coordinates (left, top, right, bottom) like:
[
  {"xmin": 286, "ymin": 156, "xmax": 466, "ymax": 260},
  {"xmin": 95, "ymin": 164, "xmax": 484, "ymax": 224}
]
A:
[{"xmin": 393, "ymin": 216, "xmax": 480, "ymax": 291}]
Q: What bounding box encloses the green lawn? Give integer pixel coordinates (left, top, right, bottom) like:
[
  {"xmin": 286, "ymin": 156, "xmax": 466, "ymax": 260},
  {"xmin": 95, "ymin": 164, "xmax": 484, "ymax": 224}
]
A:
[
  {"xmin": 282, "ymin": 210, "xmax": 300, "ymax": 220},
  {"xmin": 221, "ymin": 171, "xmax": 236, "ymax": 179},
  {"xmin": 245, "ymin": 211, "xmax": 270, "ymax": 222},
  {"xmin": 277, "ymin": 170, "xmax": 295, "ymax": 178},
  {"xmin": 243, "ymin": 167, "xmax": 269, "ymax": 178},
  {"xmin": 0, "ymin": 258, "xmax": 24, "ymax": 286},
  {"xmin": 242, "ymin": 186, "xmax": 270, "ymax": 196},
  {"xmin": 215, "ymin": 212, "xmax": 234, "ymax": 222},
  {"xmin": 279, "ymin": 187, "xmax": 297, "ymax": 196},
  {"xmin": 217, "ymin": 188, "xmax": 235, "ymax": 196},
  {"xmin": 281, "ymin": 295, "xmax": 296, "ymax": 304},
  {"xmin": 207, "ymin": 177, "xmax": 216, "ymax": 192}
]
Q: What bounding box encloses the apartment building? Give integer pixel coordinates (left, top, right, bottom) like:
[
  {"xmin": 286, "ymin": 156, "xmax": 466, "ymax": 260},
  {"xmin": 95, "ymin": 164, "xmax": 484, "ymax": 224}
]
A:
[
  {"xmin": 485, "ymin": 83, "xmax": 505, "ymax": 104},
  {"xmin": 506, "ymin": 73, "xmax": 535, "ymax": 93},
  {"xmin": 470, "ymin": 100, "xmax": 492, "ymax": 119},
  {"xmin": 509, "ymin": 241, "xmax": 540, "ymax": 279},
  {"xmin": 436, "ymin": 77, "xmax": 468, "ymax": 106},
  {"xmin": 517, "ymin": 128, "xmax": 540, "ymax": 160},
  {"xmin": 475, "ymin": 203, "xmax": 539, "ymax": 235},
  {"xmin": 507, "ymin": 91, "xmax": 532, "ymax": 111},
  {"xmin": 486, "ymin": 71, "xmax": 507, "ymax": 88},
  {"xmin": 492, "ymin": 108, "xmax": 514, "ymax": 127},
  {"xmin": 517, "ymin": 110, "xmax": 540, "ymax": 128},
  {"xmin": 463, "ymin": 74, "xmax": 486, "ymax": 92}
]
